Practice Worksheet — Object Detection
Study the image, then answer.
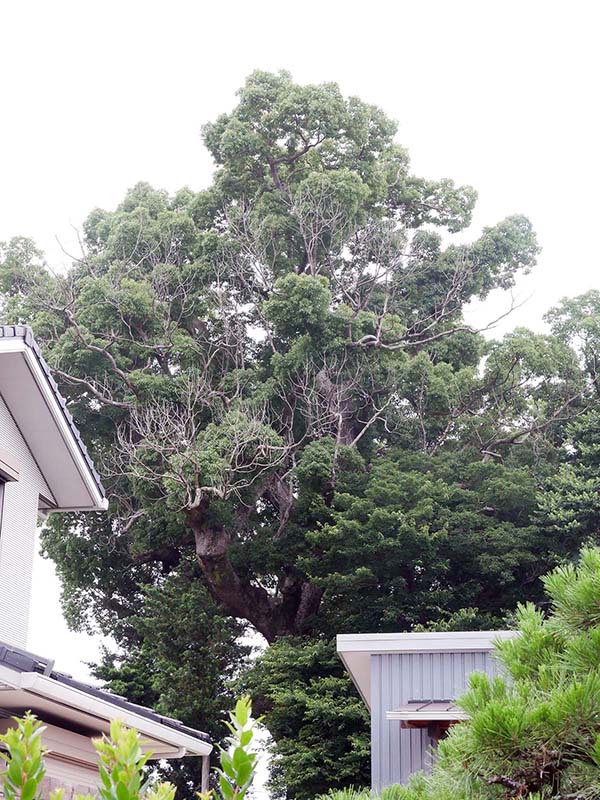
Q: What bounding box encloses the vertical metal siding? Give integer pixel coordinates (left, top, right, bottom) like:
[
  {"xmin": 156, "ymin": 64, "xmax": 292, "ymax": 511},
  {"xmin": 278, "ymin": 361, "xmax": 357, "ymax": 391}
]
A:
[
  {"xmin": 371, "ymin": 649, "xmax": 502, "ymax": 789},
  {"xmin": 0, "ymin": 394, "xmax": 53, "ymax": 648}
]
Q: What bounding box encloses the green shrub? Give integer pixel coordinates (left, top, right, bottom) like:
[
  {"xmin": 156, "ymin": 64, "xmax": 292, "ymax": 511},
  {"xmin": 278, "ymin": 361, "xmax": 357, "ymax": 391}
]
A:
[
  {"xmin": 212, "ymin": 697, "xmax": 260, "ymax": 800},
  {"xmin": 318, "ymin": 787, "xmax": 371, "ymax": 800}
]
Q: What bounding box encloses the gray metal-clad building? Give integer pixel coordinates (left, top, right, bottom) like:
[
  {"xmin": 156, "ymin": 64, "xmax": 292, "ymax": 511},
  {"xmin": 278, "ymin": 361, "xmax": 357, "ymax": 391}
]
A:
[{"xmin": 337, "ymin": 631, "xmax": 514, "ymax": 789}]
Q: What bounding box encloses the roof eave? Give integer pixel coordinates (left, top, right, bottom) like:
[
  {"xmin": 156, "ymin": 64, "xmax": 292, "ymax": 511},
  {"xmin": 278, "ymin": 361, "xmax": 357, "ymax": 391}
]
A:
[
  {"xmin": 337, "ymin": 631, "xmax": 518, "ymax": 710},
  {"xmin": 3, "ymin": 669, "xmax": 211, "ymax": 757},
  {"xmin": 0, "ymin": 647, "xmax": 211, "ymax": 757},
  {"xmin": 22, "ymin": 673, "xmax": 212, "ymax": 755},
  {"xmin": 0, "ymin": 334, "xmax": 106, "ymax": 511}
]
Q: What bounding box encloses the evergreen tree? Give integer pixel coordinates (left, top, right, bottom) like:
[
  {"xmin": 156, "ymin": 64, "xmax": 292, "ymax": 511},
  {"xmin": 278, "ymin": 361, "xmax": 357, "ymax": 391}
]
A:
[{"xmin": 0, "ymin": 71, "xmax": 593, "ymax": 798}]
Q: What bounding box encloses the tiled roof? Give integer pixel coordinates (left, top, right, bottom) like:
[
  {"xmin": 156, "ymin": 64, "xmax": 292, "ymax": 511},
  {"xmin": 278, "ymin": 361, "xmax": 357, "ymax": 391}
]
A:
[
  {"xmin": 0, "ymin": 641, "xmax": 210, "ymax": 744},
  {"xmin": 0, "ymin": 325, "xmax": 106, "ymax": 500}
]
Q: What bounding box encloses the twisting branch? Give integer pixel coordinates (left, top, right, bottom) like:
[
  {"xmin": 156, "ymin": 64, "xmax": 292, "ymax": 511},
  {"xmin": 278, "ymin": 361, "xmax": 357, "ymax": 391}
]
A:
[{"xmin": 52, "ymin": 368, "xmax": 133, "ymax": 409}]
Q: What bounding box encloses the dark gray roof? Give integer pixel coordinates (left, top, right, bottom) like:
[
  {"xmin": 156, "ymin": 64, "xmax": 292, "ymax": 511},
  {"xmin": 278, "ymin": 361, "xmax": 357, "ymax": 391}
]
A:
[
  {"xmin": 0, "ymin": 325, "xmax": 106, "ymax": 500},
  {"xmin": 0, "ymin": 641, "xmax": 210, "ymax": 744}
]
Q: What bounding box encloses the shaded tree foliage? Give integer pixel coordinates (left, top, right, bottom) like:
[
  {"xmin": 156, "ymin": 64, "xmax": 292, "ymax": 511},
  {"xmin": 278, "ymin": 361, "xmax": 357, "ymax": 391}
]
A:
[
  {"xmin": 244, "ymin": 638, "xmax": 370, "ymax": 800},
  {"xmin": 303, "ymin": 450, "xmax": 548, "ymax": 634}
]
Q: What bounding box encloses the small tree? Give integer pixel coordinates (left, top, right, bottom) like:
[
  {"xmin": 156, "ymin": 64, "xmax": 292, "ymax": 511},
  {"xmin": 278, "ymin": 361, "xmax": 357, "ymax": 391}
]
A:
[{"xmin": 211, "ymin": 697, "xmax": 260, "ymax": 800}]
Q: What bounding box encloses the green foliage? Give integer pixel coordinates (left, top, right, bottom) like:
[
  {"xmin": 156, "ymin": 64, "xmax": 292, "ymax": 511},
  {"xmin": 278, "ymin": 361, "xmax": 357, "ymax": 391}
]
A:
[
  {"xmin": 0, "ymin": 714, "xmax": 46, "ymax": 800},
  {"xmin": 318, "ymin": 788, "xmax": 370, "ymax": 800},
  {"xmin": 1, "ymin": 69, "xmax": 596, "ymax": 798},
  {"xmin": 93, "ymin": 561, "xmax": 246, "ymax": 797},
  {"xmin": 211, "ymin": 697, "xmax": 260, "ymax": 800},
  {"xmin": 264, "ymin": 274, "xmax": 332, "ymax": 337},
  {"xmin": 0, "ymin": 715, "xmax": 176, "ymax": 800},
  {"xmin": 303, "ymin": 450, "xmax": 548, "ymax": 634},
  {"xmin": 95, "ymin": 720, "xmax": 167, "ymax": 800},
  {"xmin": 538, "ymin": 411, "xmax": 600, "ymax": 545},
  {"xmin": 546, "ymin": 290, "xmax": 600, "ymax": 381},
  {"xmin": 317, "ymin": 776, "xmax": 430, "ymax": 800},
  {"xmin": 243, "ymin": 638, "xmax": 370, "ymax": 799},
  {"xmin": 542, "ymin": 547, "xmax": 600, "ymax": 634}
]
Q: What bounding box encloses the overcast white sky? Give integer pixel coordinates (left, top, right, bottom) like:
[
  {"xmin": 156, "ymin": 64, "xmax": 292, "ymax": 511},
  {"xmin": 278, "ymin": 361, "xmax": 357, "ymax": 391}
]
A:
[{"xmin": 1, "ymin": 0, "xmax": 598, "ymax": 677}]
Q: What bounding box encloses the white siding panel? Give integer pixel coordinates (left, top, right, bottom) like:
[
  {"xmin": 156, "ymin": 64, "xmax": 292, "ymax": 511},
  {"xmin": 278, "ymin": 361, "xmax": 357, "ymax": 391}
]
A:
[
  {"xmin": 42, "ymin": 757, "xmax": 100, "ymax": 799},
  {"xmin": 0, "ymin": 393, "xmax": 53, "ymax": 647}
]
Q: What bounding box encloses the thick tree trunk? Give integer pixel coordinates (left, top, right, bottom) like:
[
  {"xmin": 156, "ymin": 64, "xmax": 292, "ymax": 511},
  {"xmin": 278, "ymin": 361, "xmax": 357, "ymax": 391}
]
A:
[{"xmin": 187, "ymin": 503, "xmax": 323, "ymax": 643}]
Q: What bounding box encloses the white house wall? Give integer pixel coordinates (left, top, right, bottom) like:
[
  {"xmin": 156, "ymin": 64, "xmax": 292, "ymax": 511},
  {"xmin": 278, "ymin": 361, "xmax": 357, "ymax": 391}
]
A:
[{"xmin": 0, "ymin": 393, "xmax": 53, "ymax": 648}]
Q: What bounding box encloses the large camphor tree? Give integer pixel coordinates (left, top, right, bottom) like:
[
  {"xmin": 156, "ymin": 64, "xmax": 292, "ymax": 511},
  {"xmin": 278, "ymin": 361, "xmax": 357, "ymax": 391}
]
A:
[{"xmin": 0, "ymin": 72, "xmax": 595, "ymax": 798}]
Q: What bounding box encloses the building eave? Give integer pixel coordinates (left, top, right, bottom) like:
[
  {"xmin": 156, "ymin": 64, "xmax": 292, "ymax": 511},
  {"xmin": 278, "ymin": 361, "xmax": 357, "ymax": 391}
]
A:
[
  {"xmin": 19, "ymin": 673, "xmax": 211, "ymax": 756},
  {"xmin": 337, "ymin": 631, "xmax": 517, "ymax": 709},
  {"xmin": 0, "ymin": 644, "xmax": 211, "ymax": 758},
  {"xmin": 0, "ymin": 327, "xmax": 106, "ymax": 511}
]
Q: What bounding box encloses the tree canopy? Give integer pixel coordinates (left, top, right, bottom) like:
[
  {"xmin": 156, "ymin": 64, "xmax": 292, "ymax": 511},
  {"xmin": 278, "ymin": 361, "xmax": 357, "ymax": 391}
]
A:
[{"xmin": 1, "ymin": 70, "xmax": 599, "ymax": 799}]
